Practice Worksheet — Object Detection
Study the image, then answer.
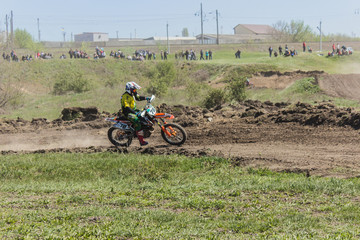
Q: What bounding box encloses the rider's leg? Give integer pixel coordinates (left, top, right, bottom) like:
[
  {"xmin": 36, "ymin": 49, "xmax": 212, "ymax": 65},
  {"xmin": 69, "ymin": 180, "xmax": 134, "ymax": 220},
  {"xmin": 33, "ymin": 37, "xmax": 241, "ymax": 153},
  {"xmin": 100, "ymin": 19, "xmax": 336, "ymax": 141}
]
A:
[{"xmin": 128, "ymin": 113, "xmax": 148, "ymax": 146}]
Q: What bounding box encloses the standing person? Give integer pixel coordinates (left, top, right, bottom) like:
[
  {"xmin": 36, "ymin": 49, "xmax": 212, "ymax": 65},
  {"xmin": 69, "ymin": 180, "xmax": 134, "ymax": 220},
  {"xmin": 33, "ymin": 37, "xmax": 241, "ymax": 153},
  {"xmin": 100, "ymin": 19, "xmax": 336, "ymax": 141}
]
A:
[
  {"xmin": 121, "ymin": 82, "xmax": 151, "ymax": 146},
  {"xmin": 279, "ymin": 46, "xmax": 283, "ymax": 55},
  {"xmin": 332, "ymin": 43, "xmax": 336, "ymax": 53},
  {"xmin": 268, "ymin": 46, "xmax": 273, "ymax": 57},
  {"xmin": 164, "ymin": 50, "xmax": 168, "ymax": 60},
  {"xmin": 209, "ymin": 50, "xmax": 212, "ymax": 60},
  {"xmin": 200, "ymin": 49, "xmax": 204, "ymax": 60},
  {"xmin": 303, "ymin": 42, "xmax": 306, "ymax": 52},
  {"xmin": 235, "ymin": 49, "xmax": 241, "ymax": 58},
  {"xmin": 68, "ymin": 49, "xmax": 74, "ymax": 59},
  {"xmin": 160, "ymin": 50, "xmax": 164, "ymax": 60},
  {"xmin": 205, "ymin": 50, "xmax": 209, "ymax": 60}
]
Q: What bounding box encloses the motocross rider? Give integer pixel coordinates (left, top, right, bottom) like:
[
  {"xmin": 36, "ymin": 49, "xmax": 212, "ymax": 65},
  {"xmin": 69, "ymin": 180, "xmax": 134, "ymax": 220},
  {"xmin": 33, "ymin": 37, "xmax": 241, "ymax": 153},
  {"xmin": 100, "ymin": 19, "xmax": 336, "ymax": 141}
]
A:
[{"xmin": 121, "ymin": 82, "xmax": 150, "ymax": 146}]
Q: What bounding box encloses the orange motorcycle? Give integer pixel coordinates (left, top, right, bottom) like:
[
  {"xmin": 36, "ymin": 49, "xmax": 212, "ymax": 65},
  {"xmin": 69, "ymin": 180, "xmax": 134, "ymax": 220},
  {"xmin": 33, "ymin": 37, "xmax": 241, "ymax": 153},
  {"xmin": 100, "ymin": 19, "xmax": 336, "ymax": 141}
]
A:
[{"xmin": 105, "ymin": 95, "xmax": 187, "ymax": 147}]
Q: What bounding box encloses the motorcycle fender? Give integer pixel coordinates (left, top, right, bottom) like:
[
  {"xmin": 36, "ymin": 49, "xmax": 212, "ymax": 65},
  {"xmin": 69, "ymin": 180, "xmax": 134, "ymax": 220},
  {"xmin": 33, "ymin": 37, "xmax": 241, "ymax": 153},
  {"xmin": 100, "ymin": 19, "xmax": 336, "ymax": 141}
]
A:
[{"xmin": 154, "ymin": 113, "xmax": 174, "ymax": 119}]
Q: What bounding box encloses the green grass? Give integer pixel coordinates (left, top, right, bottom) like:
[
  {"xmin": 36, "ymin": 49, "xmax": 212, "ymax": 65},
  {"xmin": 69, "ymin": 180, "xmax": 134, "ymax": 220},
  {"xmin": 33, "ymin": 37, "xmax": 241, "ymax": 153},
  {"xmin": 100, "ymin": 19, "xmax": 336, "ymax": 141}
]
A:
[
  {"xmin": 1, "ymin": 153, "xmax": 360, "ymax": 238},
  {"xmin": 1, "ymin": 48, "xmax": 360, "ymax": 120}
]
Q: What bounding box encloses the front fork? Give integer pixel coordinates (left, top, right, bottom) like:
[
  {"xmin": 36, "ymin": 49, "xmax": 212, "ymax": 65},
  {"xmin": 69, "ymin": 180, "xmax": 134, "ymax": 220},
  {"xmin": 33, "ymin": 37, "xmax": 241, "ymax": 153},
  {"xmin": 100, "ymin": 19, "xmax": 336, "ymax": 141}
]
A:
[{"xmin": 157, "ymin": 118, "xmax": 175, "ymax": 137}]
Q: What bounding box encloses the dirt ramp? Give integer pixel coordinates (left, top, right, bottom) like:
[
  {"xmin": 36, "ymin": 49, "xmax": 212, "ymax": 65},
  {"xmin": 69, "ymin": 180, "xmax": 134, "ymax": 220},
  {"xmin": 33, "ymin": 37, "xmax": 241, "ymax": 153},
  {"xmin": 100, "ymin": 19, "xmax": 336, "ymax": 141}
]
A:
[
  {"xmin": 319, "ymin": 74, "xmax": 360, "ymax": 101},
  {"xmin": 250, "ymin": 70, "xmax": 324, "ymax": 89}
]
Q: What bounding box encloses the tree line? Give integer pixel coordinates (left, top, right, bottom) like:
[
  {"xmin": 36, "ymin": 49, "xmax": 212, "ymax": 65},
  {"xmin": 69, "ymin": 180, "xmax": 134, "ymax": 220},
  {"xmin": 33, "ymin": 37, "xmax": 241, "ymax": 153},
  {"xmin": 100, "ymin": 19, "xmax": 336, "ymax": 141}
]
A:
[{"xmin": 271, "ymin": 20, "xmax": 360, "ymax": 42}]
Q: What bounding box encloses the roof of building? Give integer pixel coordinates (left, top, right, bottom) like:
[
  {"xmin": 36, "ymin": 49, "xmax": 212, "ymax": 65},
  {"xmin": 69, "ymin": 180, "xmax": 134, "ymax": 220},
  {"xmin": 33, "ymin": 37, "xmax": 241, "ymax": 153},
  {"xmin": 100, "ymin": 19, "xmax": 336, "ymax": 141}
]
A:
[
  {"xmin": 144, "ymin": 36, "xmax": 196, "ymax": 41},
  {"xmin": 234, "ymin": 24, "xmax": 275, "ymax": 35},
  {"xmin": 196, "ymin": 34, "xmax": 271, "ymax": 40},
  {"xmin": 75, "ymin": 32, "xmax": 108, "ymax": 36}
]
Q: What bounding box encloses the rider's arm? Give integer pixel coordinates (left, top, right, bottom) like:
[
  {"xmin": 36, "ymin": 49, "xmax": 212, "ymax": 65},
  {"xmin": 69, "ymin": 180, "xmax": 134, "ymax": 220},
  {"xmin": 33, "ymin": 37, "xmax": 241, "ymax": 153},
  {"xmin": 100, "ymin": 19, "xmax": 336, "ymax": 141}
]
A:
[
  {"xmin": 124, "ymin": 107, "xmax": 136, "ymax": 115},
  {"xmin": 134, "ymin": 93, "xmax": 146, "ymax": 101}
]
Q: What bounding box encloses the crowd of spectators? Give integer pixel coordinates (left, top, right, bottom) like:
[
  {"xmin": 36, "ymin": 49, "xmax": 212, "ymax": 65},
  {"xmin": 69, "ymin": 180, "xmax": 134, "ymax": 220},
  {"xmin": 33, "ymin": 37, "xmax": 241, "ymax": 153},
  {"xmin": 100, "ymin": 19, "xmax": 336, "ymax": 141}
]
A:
[
  {"xmin": 109, "ymin": 50, "xmax": 126, "ymax": 59},
  {"xmin": 174, "ymin": 49, "xmax": 213, "ymax": 61},
  {"xmin": 2, "ymin": 50, "xmax": 53, "ymax": 62},
  {"xmin": 2, "ymin": 43, "xmax": 353, "ymax": 63},
  {"xmin": 68, "ymin": 49, "xmax": 89, "ymax": 59},
  {"xmin": 327, "ymin": 43, "xmax": 353, "ymax": 57},
  {"xmin": 267, "ymin": 45, "xmax": 299, "ymax": 58},
  {"xmin": 36, "ymin": 52, "xmax": 53, "ymax": 59}
]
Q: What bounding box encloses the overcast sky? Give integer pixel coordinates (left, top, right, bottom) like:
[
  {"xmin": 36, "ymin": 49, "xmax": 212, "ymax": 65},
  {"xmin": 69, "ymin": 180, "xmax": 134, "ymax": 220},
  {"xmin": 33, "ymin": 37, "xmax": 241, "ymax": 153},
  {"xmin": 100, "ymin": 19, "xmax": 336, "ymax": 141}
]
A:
[{"xmin": 1, "ymin": 0, "xmax": 360, "ymax": 41}]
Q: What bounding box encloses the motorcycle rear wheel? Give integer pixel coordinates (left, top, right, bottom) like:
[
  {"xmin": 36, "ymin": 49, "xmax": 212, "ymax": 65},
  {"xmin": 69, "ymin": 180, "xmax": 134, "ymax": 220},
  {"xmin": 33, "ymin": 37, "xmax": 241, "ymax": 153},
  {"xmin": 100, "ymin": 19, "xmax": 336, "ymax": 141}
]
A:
[
  {"xmin": 108, "ymin": 127, "xmax": 133, "ymax": 147},
  {"xmin": 161, "ymin": 123, "xmax": 187, "ymax": 145}
]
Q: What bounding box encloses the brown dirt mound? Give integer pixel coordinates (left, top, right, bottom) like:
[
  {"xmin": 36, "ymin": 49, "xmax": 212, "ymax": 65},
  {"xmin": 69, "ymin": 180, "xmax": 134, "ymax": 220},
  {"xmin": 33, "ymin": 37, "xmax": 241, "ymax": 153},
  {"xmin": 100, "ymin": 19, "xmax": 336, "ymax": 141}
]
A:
[
  {"xmin": 250, "ymin": 70, "xmax": 324, "ymax": 89},
  {"xmin": 1, "ymin": 101, "xmax": 360, "ymax": 178},
  {"xmin": 318, "ymin": 74, "xmax": 360, "ymax": 101}
]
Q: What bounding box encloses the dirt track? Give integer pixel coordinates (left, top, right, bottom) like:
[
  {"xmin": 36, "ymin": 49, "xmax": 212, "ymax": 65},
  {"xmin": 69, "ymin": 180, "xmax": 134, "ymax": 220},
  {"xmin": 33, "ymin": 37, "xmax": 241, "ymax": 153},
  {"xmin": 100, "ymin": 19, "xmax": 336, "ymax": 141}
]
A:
[{"xmin": 1, "ymin": 98, "xmax": 360, "ymax": 179}]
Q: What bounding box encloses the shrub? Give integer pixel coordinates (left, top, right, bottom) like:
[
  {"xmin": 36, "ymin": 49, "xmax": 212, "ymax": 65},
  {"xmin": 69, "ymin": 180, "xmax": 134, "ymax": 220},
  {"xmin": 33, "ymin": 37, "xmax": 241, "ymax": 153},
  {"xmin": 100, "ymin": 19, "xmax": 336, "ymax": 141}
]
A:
[
  {"xmin": 0, "ymin": 83, "xmax": 23, "ymax": 109},
  {"xmin": 223, "ymin": 68, "xmax": 247, "ymax": 102},
  {"xmin": 53, "ymin": 70, "xmax": 91, "ymax": 95},
  {"xmin": 291, "ymin": 77, "xmax": 320, "ymax": 94},
  {"xmin": 186, "ymin": 80, "xmax": 202, "ymax": 103},
  {"xmin": 146, "ymin": 62, "xmax": 176, "ymax": 97},
  {"xmin": 192, "ymin": 69, "xmax": 210, "ymax": 82},
  {"xmin": 227, "ymin": 77, "xmax": 247, "ymax": 102},
  {"xmin": 202, "ymin": 89, "xmax": 227, "ymax": 109}
]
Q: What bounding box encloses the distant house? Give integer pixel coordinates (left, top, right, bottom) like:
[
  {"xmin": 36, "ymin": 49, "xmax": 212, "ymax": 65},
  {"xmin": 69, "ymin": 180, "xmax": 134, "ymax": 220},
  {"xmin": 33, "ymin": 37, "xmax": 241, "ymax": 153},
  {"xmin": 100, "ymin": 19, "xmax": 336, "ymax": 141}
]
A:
[
  {"xmin": 74, "ymin": 32, "xmax": 109, "ymax": 42},
  {"xmin": 0, "ymin": 31, "xmax": 7, "ymax": 43},
  {"xmin": 233, "ymin": 24, "xmax": 275, "ymax": 36}
]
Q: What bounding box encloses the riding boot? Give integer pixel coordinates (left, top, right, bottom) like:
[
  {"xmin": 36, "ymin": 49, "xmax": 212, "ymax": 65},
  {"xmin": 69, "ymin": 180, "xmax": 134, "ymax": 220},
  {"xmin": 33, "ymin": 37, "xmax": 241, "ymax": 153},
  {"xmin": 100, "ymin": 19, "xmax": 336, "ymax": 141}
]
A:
[{"xmin": 136, "ymin": 130, "xmax": 148, "ymax": 146}]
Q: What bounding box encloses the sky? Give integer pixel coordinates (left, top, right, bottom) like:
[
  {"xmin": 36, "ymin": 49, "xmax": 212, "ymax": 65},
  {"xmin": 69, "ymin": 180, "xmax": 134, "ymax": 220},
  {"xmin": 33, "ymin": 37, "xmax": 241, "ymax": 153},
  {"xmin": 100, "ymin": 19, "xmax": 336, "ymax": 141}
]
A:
[{"xmin": 1, "ymin": 0, "xmax": 360, "ymax": 42}]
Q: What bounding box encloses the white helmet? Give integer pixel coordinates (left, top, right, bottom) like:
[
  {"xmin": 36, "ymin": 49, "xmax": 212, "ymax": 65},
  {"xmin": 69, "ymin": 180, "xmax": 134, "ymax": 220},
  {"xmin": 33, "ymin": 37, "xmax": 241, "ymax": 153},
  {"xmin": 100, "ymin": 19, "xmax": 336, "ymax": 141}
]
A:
[{"xmin": 125, "ymin": 82, "xmax": 141, "ymax": 95}]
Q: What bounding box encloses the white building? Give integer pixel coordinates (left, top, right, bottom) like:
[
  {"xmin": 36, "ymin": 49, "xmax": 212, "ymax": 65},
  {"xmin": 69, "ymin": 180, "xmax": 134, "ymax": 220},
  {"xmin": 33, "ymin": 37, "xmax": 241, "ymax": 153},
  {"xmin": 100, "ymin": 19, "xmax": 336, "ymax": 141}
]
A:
[
  {"xmin": 74, "ymin": 32, "xmax": 109, "ymax": 42},
  {"xmin": 0, "ymin": 31, "xmax": 7, "ymax": 43}
]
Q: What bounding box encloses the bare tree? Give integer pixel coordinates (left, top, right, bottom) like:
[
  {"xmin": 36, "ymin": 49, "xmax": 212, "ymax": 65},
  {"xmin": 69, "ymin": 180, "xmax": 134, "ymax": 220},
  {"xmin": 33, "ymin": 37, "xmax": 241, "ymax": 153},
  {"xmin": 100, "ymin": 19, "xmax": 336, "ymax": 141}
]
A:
[
  {"xmin": 272, "ymin": 20, "xmax": 315, "ymax": 42},
  {"xmin": 0, "ymin": 83, "xmax": 22, "ymax": 108},
  {"xmin": 182, "ymin": 28, "xmax": 189, "ymax": 37}
]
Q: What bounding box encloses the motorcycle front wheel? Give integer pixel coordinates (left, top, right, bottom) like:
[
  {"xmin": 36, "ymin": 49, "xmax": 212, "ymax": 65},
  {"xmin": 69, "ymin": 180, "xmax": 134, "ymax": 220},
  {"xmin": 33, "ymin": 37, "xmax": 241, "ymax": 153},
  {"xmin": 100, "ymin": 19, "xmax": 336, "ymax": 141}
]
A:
[
  {"xmin": 161, "ymin": 123, "xmax": 187, "ymax": 145},
  {"xmin": 107, "ymin": 127, "xmax": 133, "ymax": 147}
]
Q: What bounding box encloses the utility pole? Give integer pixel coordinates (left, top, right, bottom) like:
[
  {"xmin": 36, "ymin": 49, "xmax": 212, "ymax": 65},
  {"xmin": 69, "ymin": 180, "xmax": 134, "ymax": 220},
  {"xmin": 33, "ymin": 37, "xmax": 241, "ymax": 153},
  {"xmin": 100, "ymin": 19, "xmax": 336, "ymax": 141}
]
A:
[
  {"xmin": 200, "ymin": 3, "xmax": 204, "ymax": 45},
  {"xmin": 216, "ymin": 10, "xmax": 219, "ymax": 45},
  {"xmin": 5, "ymin": 15, "xmax": 9, "ymax": 46},
  {"xmin": 10, "ymin": 11, "xmax": 14, "ymax": 45},
  {"xmin": 166, "ymin": 22, "xmax": 170, "ymax": 53},
  {"xmin": 317, "ymin": 21, "xmax": 322, "ymax": 52},
  {"xmin": 37, "ymin": 18, "xmax": 41, "ymax": 42},
  {"xmin": 62, "ymin": 28, "xmax": 66, "ymax": 42}
]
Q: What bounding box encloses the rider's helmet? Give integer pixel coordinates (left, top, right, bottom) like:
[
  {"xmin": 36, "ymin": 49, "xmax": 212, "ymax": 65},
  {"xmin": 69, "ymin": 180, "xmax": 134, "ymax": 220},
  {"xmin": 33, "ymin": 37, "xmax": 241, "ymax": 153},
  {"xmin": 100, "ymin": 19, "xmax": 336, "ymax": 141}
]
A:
[{"xmin": 125, "ymin": 82, "xmax": 141, "ymax": 95}]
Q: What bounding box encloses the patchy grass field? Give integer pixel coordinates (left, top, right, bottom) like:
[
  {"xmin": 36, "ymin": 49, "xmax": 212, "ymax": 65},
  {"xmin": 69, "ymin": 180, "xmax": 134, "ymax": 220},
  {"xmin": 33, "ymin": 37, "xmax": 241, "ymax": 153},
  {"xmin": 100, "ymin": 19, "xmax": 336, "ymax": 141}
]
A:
[
  {"xmin": 1, "ymin": 49, "xmax": 360, "ymax": 120},
  {"xmin": 1, "ymin": 152, "xmax": 360, "ymax": 239}
]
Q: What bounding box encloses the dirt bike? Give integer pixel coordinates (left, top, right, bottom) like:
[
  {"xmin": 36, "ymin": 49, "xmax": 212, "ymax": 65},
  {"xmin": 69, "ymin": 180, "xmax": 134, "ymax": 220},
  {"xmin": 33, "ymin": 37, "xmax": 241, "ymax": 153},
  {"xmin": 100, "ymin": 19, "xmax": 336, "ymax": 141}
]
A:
[{"xmin": 105, "ymin": 95, "xmax": 187, "ymax": 147}]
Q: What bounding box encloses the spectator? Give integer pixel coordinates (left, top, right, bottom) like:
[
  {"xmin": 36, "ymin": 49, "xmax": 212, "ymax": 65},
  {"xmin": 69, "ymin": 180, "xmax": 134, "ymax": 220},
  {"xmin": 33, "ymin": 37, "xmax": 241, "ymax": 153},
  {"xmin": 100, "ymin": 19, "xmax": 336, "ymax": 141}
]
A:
[
  {"xmin": 279, "ymin": 46, "xmax": 283, "ymax": 55},
  {"xmin": 303, "ymin": 42, "xmax": 306, "ymax": 52},
  {"xmin": 163, "ymin": 50, "xmax": 168, "ymax": 60},
  {"xmin": 268, "ymin": 46, "xmax": 273, "ymax": 57},
  {"xmin": 235, "ymin": 49, "xmax": 241, "ymax": 58},
  {"xmin": 209, "ymin": 50, "xmax": 212, "ymax": 60},
  {"xmin": 68, "ymin": 49, "xmax": 74, "ymax": 59},
  {"xmin": 200, "ymin": 49, "xmax": 204, "ymax": 60}
]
